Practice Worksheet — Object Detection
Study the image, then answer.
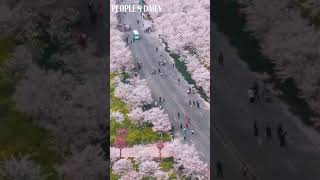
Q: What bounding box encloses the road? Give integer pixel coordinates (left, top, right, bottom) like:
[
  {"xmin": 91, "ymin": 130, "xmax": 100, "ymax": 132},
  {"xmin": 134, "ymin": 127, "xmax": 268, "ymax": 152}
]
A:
[
  {"xmin": 213, "ymin": 23, "xmax": 320, "ymax": 179},
  {"xmin": 119, "ymin": 0, "xmax": 211, "ymax": 167}
]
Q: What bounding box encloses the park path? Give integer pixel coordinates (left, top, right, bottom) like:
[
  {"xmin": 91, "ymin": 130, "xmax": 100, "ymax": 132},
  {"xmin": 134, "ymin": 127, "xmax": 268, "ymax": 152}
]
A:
[{"xmin": 114, "ymin": 143, "xmax": 172, "ymax": 158}]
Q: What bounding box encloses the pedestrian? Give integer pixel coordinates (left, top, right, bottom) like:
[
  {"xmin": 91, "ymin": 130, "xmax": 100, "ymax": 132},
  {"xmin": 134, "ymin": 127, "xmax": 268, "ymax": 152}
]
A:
[
  {"xmin": 178, "ymin": 78, "xmax": 180, "ymax": 83},
  {"xmin": 254, "ymin": 121, "xmax": 258, "ymax": 137},
  {"xmin": 218, "ymin": 52, "xmax": 224, "ymax": 66},
  {"xmin": 216, "ymin": 161, "xmax": 224, "ymax": 178},
  {"xmin": 158, "ymin": 68, "xmax": 161, "ymax": 73},
  {"xmin": 242, "ymin": 164, "xmax": 248, "ymax": 177},
  {"xmin": 280, "ymin": 131, "xmax": 287, "ymax": 147},
  {"xmin": 162, "ymin": 98, "xmax": 165, "ymax": 103},
  {"xmin": 252, "ymin": 81, "xmax": 260, "ymax": 101},
  {"xmin": 191, "ymin": 129, "xmax": 194, "ymax": 134},
  {"xmin": 172, "ymin": 125, "xmax": 175, "ymax": 131},
  {"xmin": 277, "ymin": 123, "xmax": 283, "ymax": 139},
  {"xmin": 266, "ymin": 124, "xmax": 272, "ymax": 140},
  {"xmin": 197, "ymin": 101, "xmax": 200, "ymax": 108},
  {"xmin": 186, "ymin": 123, "xmax": 189, "ymax": 129},
  {"xmin": 180, "ymin": 124, "xmax": 182, "ymax": 130},
  {"xmin": 137, "ymin": 19, "xmax": 139, "ymax": 24},
  {"xmin": 173, "ymin": 63, "xmax": 175, "ymax": 68},
  {"xmin": 178, "ymin": 112, "xmax": 180, "ymax": 118},
  {"xmin": 159, "ymin": 97, "xmax": 162, "ymax": 102},
  {"xmin": 88, "ymin": 0, "xmax": 93, "ymax": 13},
  {"xmin": 248, "ymin": 88, "xmax": 255, "ymax": 103},
  {"xmin": 183, "ymin": 134, "xmax": 186, "ymax": 140},
  {"xmin": 156, "ymin": 47, "xmax": 158, "ymax": 52}
]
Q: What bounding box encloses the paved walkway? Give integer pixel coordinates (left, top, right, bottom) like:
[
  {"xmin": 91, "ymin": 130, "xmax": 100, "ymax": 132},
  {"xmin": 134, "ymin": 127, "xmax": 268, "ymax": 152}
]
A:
[{"xmin": 113, "ymin": 143, "xmax": 172, "ymax": 158}]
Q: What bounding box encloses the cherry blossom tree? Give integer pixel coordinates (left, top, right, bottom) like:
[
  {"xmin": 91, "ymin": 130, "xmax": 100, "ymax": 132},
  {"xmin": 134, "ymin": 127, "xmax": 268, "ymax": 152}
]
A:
[
  {"xmin": 119, "ymin": 171, "xmax": 142, "ymax": 180},
  {"xmin": 111, "ymin": 111, "xmax": 124, "ymax": 124},
  {"xmin": 239, "ymin": 0, "xmax": 320, "ymax": 117},
  {"xmin": 144, "ymin": 107, "xmax": 172, "ymax": 133},
  {"xmin": 56, "ymin": 145, "xmax": 107, "ymax": 180},
  {"xmin": 110, "ymin": 28, "xmax": 135, "ymax": 73},
  {"xmin": 110, "ymin": 147, "xmax": 119, "ymax": 163},
  {"xmin": 0, "ymin": 156, "xmax": 46, "ymax": 180},
  {"xmin": 139, "ymin": 160, "xmax": 159, "ymax": 176},
  {"xmin": 154, "ymin": 170, "xmax": 169, "ymax": 180},
  {"xmin": 117, "ymin": 128, "xmax": 128, "ymax": 137},
  {"xmin": 168, "ymin": 139, "xmax": 208, "ymax": 178},
  {"xmin": 156, "ymin": 141, "xmax": 165, "ymax": 160},
  {"xmin": 114, "ymin": 136, "xmax": 127, "ymax": 158},
  {"xmin": 128, "ymin": 107, "xmax": 145, "ymax": 125},
  {"xmin": 114, "ymin": 76, "xmax": 153, "ymax": 108},
  {"xmin": 132, "ymin": 145, "xmax": 154, "ymax": 164},
  {"xmin": 145, "ymin": 0, "xmax": 210, "ymax": 98},
  {"xmin": 112, "ymin": 158, "xmax": 133, "ymax": 176}
]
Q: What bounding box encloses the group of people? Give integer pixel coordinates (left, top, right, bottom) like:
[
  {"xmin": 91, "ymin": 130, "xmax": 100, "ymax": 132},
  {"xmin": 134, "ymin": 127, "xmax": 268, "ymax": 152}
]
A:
[
  {"xmin": 189, "ymin": 100, "xmax": 200, "ymax": 108},
  {"xmin": 178, "ymin": 116, "xmax": 194, "ymax": 140},
  {"xmin": 254, "ymin": 121, "xmax": 288, "ymax": 147}
]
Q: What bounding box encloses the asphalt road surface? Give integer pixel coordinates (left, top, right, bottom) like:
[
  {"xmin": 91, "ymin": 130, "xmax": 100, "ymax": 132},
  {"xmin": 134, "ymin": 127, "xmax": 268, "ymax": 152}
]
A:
[
  {"xmin": 213, "ymin": 23, "xmax": 320, "ymax": 179},
  {"xmin": 119, "ymin": 0, "xmax": 211, "ymax": 167}
]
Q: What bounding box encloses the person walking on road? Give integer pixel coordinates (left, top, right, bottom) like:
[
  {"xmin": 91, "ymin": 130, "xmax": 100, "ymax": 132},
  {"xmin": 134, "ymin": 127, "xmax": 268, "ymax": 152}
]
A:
[
  {"xmin": 218, "ymin": 52, "xmax": 224, "ymax": 66},
  {"xmin": 193, "ymin": 101, "xmax": 196, "ymax": 106},
  {"xmin": 280, "ymin": 131, "xmax": 287, "ymax": 147},
  {"xmin": 197, "ymin": 101, "xmax": 200, "ymax": 108},
  {"xmin": 180, "ymin": 124, "xmax": 183, "ymax": 130},
  {"xmin": 252, "ymin": 81, "xmax": 260, "ymax": 101},
  {"xmin": 277, "ymin": 123, "xmax": 283, "ymax": 139},
  {"xmin": 216, "ymin": 161, "xmax": 224, "ymax": 178},
  {"xmin": 191, "ymin": 129, "xmax": 194, "ymax": 134},
  {"xmin": 266, "ymin": 124, "xmax": 272, "ymax": 140},
  {"xmin": 158, "ymin": 68, "xmax": 161, "ymax": 73},
  {"xmin": 248, "ymin": 88, "xmax": 255, "ymax": 103},
  {"xmin": 156, "ymin": 47, "xmax": 158, "ymax": 52},
  {"xmin": 178, "ymin": 112, "xmax": 180, "ymax": 118},
  {"xmin": 254, "ymin": 120, "xmax": 259, "ymax": 137}
]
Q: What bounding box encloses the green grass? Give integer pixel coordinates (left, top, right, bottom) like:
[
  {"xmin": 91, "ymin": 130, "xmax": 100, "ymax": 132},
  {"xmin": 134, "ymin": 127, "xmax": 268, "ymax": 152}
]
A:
[
  {"xmin": 0, "ymin": 37, "xmax": 15, "ymax": 63},
  {"xmin": 0, "ymin": 37, "xmax": 61, "ymax": 179},
  {"xmin": 159, "ymin": 157, "xmax": 174, "ymax": 172},
  {"xmin": 110, "ymin": 73, "xmax": 171, "ymax": 147},
  {"xmin": 169, "ymin": 172, "xmax": 178, "ymax": 180}
]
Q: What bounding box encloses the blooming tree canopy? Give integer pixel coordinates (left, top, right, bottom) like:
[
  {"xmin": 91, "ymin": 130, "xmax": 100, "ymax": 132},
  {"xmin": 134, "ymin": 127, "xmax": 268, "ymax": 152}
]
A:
[
  {"xmin": 112, "ymin": 158, "xmax": 133, "ymax": 176},
  {"xmin": 111, "ymin": 111, "xmax": 124, "ymax": 123},
  {"xmin": 168, "ymin": 139, "xmax": 208, "ymax": 178}
]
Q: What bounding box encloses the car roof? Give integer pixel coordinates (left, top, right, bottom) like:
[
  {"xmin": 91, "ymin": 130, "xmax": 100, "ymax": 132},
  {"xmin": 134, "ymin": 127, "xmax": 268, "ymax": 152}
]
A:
[{"xmin": 133, "ymin": 30, "xmax": 139, "ymax": 34}]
